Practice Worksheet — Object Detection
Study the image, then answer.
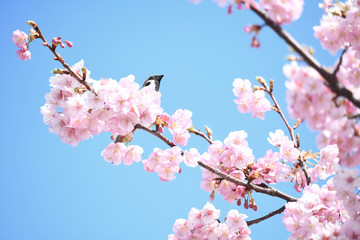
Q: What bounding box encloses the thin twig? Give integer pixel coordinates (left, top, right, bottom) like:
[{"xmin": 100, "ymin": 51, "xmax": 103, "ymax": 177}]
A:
[
  {"xmin": 265, "ymin": 87, "xmax": 297, "ymax": 148},
  {"xmin": 264, "ymin": 86, "xmax": 311, "ymax": 185},
  {"xmin": 135, "ymin": 124, "xmax": 176, "ymax": 147},
  {"xmin": 246, "ymin": 205, "xmax": 286, "ymax": 226},
  {"xmin": 197, "ymin": 161, "xmax": 297, "ymax": 202},
  {"xmin": 189, "ymin": 129, "xmax": 214, "ymax": 145},
  {"xmin": 249, "ymin": 5, "xmax": 360, "ymax": 108},
  {"xmin": 333, "ymin": 48, "xmax": 347, "ymax": 76},
  {"xmin": 31, "ymin": 22, "xmax": 97, "ymax": 96}
]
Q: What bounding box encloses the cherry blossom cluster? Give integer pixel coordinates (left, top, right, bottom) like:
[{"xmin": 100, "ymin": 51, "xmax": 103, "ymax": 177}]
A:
[
  {"xmin": 333, "ymin": 168, "xmax": 360, "ymax": 239},
  {"xmin": 12, "ymin": 30, "xmax": 31, "ymax": 60},
  {"xmin": 258, "ymin": 0, "xmax": 304, "ymax": 24},
  {"xmin": 142, "ymin": 146, "xmax": 200, "ymax": 181},
  {"xmin": 283, "ymin": 179, "xmax": 348, "ymax": 239},
  {"xmin": 169, "ymin": 202, "xmax": 251, "ymax": 240},
  {"xmin": 40, "ymin": 60, "xmax": 163, "ymax": 147},
  {"xmin": 200, "ymin": 128, "xmax": 341, "ymax": 206},
  {"xmin": 284, "ymin": 58, "xmax": 360, "ymax": 167},
  {"xmin": 232, "ymin": 78, "xmax": 271, "ymax": 119},
  {"xmin": 200, "ymin": 131, "xmax": 256, "ymax": 206},
  {"xmin": 167, "ymin": 109, "xmax": 193, "ymax": 146},
  {"xmin": 283, "ymin": 168, "xmax": 360, "ymax": 239},
  {"xmin": 101, "ymin": 142, "xmax": 143, "ymax": 166},
  {"xmin": 189, "ymin": 0, "xmax": 304, "ymax": 25},
  {"xmin": 314, "ymin": 0, "xmax": 360, "ymax": 58}
]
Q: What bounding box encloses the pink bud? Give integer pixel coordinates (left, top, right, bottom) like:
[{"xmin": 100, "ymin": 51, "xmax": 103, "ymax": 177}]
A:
[
  {"xmin": 251, "ymin": 36, "xmax": 260, "ymax": 48},
  {"xmin": 64, "ymin": 41, "xmax": 73, "ymax": 48},
  {"xmin": 110, "ymin": 134, "xmax": 116, "ymax": 140},
  {"xmin": 244, "ymin": 26, "xmax": 252, "ymax": 33},
  {"xmin": 227, "ymin": 4, "xmax": 233, "ymax": 15},
  {"xmin": 244, "ymin": 199, "xmax": 249, "ymax": 209},
  {"xmin": 253, "ymin": 204, "xmax": 258, "ymax": 211},
  {"xmin": 209, "ymin": 190, "xmax": 215, "ymax": 201}
]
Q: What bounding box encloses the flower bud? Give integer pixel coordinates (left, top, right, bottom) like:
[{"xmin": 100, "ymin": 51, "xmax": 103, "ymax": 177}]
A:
[
  {"xmin": 27, "ymin": 20, "xmax": 37, "ymax": 28},
  {"xmin": 205, "ymin": 125, "xmax": 213, "ymax": 140}
]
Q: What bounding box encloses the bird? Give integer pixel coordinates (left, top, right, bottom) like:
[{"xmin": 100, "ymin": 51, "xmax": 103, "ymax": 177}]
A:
[
  {"xmin": 142, "ymin": 74, "xmax": 163, "ymax": 92},
  {"xmin": 115, "ymin": 74, "xmax": 164, "ymax": 143}
]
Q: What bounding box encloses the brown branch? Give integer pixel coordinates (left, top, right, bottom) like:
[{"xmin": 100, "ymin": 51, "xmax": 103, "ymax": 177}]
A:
[
  {"xmin": 137, "ymin": 123, "xmax": 297, "ymax": 202},
  {"xmin": 197, "ymin": 161, "xmax": 297, "ymax": 202},
  {"xmin": 189, "ymin": 128, "xmax": 214, "ymax": 145},
  {"xmin": 264, "ymin": 85, "xmax": 297, "ymax": 148},
  {"xmin": 261, "ymin": 78, "xmax": 311, "ymax": 185},
  {"xmin": 246, "ymin": 205, "xmax": 286, "ymax": 226},
  {"xmin": 135, "ymin": 124, "xmax": 176, "ymax": 148},
  {"xmin": 249, "ymin": 5, "xmax": 360, "ymax": 109},
  {"xmin": 333, "ymin": 47, "xmax": 347, "ymax": 76},
  {"xmin": 29, "ymin": 22, "xmax": 97, "ymax": 96}
]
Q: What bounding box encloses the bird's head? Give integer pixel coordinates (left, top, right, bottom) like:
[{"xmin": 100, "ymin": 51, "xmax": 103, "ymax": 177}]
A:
[{"xmin": 142, "ymin": 75, "xmax": 164, "ymax": 92}]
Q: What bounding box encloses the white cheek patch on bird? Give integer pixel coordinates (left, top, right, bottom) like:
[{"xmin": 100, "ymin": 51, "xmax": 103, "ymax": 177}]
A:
[{"xmin": 144, "ymin": 80, "xmax": 156, "ymax": 88}]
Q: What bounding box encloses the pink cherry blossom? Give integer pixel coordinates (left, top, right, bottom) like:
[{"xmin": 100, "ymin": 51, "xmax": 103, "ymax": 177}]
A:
[
  {"xmin": 225, "ymin": 209, "xmax": 248, "ymax": 232},
  {"xmin": 183, "ymin": 148, "xmax": 200, "ymax": 167},
  {"xmin": 123, "ymin": 145, "xmax": 143, "ymax": 165},
  {"xmin": 170, "ymin": 203, "xmax": 251, "ymax": 239},
  {"xmin": 16, "ymin": 46, "xmax": 31, "ymax": 60},
  {"xmin": 168, "ymin": 109, "xmax": 193, "ymax": 135},
  {"xmin": 260, "ymin": 0, "xmax": 304, "ymax": 24},
  {"xmin": 280, "ymin": 141, "xmax": 300, "ymax": 163},
  {"xmin": 201, "ymin": 202, "xmax": 220, "ymax": 224},
  {"xmin": 12, "ymin": 30, "xmax": 28, "ymax": 48},
  {"xmin": 283, "ymin": 181, "xmax": 347, "ymax": 239},
  {"xmin": 267, "ymin": 129, "xmax": 289, "ymax": 147},
  {"xmin": 101, "ymin": 142, "xmax": 126, "ymax": 165},
  {"xmin": 233, "ymin": 78, "xmax": 271, "ymax": 119}
]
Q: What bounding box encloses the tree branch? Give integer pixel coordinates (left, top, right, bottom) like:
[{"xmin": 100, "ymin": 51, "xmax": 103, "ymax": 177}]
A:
[
  {"xmin": 189, "ymin": 128, "xmax": 214, "ymax": 145},
  {"xmin": 197, "ymin": 161, "xmax": 297, "ymax": 202},
  {"xmin": 30, "ymin": 22, "xmax": 97, "ymax": 96},
  {"xmin": 135, "ymin": 124, "xmax": 176, "ymax": 147},
  {"xmin": 137, "ymin": 123, "xmax": 297, "ymax": 203},
  {"xmin": 333, "ymin": 47, "xmax": 347, "ymax": 76},
  {"xmin": 246, "ymin": 205, "xmax": 286, "ymax": 226},
  {"xmin": 249, "ymin": 5, "xmax": 360, "ymax": 108},
  {"xmin": 263, "ymin": 83, "xmax": 297, "ymax": 148},
  {"xmin": 261, "ymin": 79, "xmax": 311, "ymax": 185}
]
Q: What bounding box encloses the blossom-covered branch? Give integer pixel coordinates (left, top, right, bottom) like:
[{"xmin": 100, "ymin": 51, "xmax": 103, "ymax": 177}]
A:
[
  {"xmin": 135, "ymin": 124, "xmax": 176, "ymax": 147},
  {"xmin": 249, "ymin": 5, "xmax": 360, "ymax": 108},
  {"xmin": 138, "ymin": 120, "xmax": 298, "ymax": 203},
  {"xmin": 197, "ymin": 161, "xmax": 297, "ymax": 202},
  {"xmin": 27, "ymin": 21, "xmax": 97, "ymax": 96}
]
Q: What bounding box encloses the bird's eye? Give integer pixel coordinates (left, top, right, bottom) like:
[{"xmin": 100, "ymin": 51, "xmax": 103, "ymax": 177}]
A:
[{"xmin": 145, "ymin": 81, "xmax": 151, "ymax": 86}]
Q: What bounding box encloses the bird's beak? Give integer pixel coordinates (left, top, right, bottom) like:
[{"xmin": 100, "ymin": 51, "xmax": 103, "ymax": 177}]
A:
[{"xmin": 156, "ymin": 75, "xmax": 164, "ymax": 82}]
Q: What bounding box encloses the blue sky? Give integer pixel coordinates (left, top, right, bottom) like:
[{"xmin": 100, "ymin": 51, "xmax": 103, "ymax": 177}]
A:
[{"xmin": 1, "ymin": 1, "xmax": 341, "ymax": 239}]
